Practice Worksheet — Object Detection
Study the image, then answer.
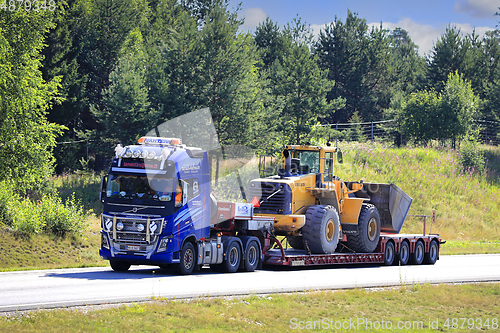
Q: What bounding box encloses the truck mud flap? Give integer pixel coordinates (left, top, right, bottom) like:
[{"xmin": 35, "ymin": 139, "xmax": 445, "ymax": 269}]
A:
[{"xmin": 352, "ymin": 183, "xmax": 412, "ymax": 233}]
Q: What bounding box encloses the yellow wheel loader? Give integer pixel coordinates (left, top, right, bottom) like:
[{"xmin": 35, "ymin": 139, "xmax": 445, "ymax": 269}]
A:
[{"xmin": 248, "ymin": 145, "xmax": 412, "ymax": 254}]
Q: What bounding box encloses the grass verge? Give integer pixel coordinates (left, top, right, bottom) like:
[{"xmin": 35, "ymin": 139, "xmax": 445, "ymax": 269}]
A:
[
  {"xmin": 0, "ymin": 217, "xmax": 106, "ymax": 272},
  {"xmin": 1, "ymin": 283, "xmax": 500, "ymax": 332}
]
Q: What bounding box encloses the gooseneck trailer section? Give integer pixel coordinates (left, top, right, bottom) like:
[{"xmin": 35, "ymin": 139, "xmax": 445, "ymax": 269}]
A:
[{"xmin": 99, "ymin": 137, "xmax": 444, "ymax": 275}]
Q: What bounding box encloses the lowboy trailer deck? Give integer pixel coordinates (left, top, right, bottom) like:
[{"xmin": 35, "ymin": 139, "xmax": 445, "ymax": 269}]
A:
[{"xmin": 263, "ymin": 233, "xmax": 444, "ymax": 267}]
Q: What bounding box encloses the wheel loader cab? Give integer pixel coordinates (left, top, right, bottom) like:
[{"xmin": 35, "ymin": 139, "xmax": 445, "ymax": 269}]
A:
[{"xmin": 282, "ymin": 145, "xmax": 341, "ymax": 186}]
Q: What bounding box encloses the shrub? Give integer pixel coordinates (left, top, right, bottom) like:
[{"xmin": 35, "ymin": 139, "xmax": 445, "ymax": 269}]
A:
[
  {"xmin": 459, "ymin": 140, "xmax": 485, "ymax": 173},
  {"xmin": 0, "ymin": 181, "xmax": 90, "ymax": 235}
]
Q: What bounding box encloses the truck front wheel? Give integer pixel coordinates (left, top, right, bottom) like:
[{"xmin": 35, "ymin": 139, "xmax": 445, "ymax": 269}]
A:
[
  {"xmin": 110, "ymin": 260, "xmax": 131, "ymax": 272},
  {"xmin": 174, "ymin": 242, "xmax": 196, "ymax": 275}
]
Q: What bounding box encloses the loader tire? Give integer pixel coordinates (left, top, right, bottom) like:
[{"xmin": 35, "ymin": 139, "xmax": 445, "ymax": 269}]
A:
[
  {"xmin": 302, "ymin": 205, "xmax": 340, "ymax": 254},
  {"xmin": 287, "ymin": 236, "xmax": 304, "ymax": 249},
  {"xmin": 347, "ymin": 204, "xmax": 381, "ymax": 253}
]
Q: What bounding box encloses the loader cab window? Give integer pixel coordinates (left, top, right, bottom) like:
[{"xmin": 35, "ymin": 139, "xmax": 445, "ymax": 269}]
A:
[
  {"xmin": 291, "ymin": 150, "xmax": 320, "ymax": 174},
  {"xmin": 324, "ymin": 152, "xmax": 334, "ymax": 182}
]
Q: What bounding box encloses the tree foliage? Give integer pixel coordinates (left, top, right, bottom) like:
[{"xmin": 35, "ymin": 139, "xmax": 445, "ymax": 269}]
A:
[
  {"xmin": 0, "ymin": 11, "xmax": 65, "ymax": 192},
  {"xmin": 2, "ymin": 3, "xmax": 500, "ymax": 179}
]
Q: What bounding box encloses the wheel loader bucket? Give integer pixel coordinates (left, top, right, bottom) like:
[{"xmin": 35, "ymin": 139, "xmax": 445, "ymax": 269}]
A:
[{"xmin": 353, "ymin": 183, "xmax": 412, "ymax": 233}]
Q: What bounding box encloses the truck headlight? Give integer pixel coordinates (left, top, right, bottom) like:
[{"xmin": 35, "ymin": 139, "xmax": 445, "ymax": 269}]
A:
[
  {"xmin": 116, "ymin": 222, "xmax": 124, "ymax": 231},
  {"xmin": 137, "ymin": 223, "xmax": 145, "ymax": 232},
  {"xmin": 101, "ymin": 233, "xmax": 109, "ymax": 250},
  {"xmin": 157, "ymin": 238, "xmax": 169, "ymax": 253}
]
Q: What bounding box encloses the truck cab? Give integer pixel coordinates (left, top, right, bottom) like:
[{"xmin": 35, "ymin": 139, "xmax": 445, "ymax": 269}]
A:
[{"xmin": 99, "ymin": 137, "xmax": 211, "ymax": 272}]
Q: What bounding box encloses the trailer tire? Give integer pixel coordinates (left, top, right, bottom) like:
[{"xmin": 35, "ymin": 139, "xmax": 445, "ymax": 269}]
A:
[
  {"xmin": 243, "ymin": 240, "xmax": 260, "ymax": 272},
  {"xmin": 383, "ymin": 241, "xmax": 395, "ymax": 266},
  {"xmin": 287, "ymin": 236, "xmax": 304, "ymax": 249},
  {"xmin": 303, "ymin": 205, "xmax": 340, "ymax": 254},
  {"xmin": 174, "ymin": 242, "xmax": 196, "ymax": 275},
  {"xmin": 346, "ymin": 204, "xmax": 381, "ymax": 253},
  {"xmin": 220, "ymin": 241, "xmax": 241, "ymax": 273},
  {"xmin": 424, "ymin": 240, "xmax": 439, "ymax": 265},
  {"xmin": 411, "ymin": 240, "xmax": 425, "ymax": 265},
  {"xmin": 110, "ymin": 260, "xmax": 130, "ymax": 272},
  {"xmin": 398, "ymin": 241, "xmax": 410, "ymax": 266}
]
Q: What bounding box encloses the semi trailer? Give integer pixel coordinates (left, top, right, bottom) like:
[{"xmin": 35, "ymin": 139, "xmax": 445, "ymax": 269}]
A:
[{"xmin": 99, "ymin": 137, "xmax": 443, "ymax": 275}]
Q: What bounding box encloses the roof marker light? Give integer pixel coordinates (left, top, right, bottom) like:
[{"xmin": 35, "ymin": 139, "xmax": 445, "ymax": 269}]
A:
[{"xmin": 138, "ymin": 137, "xmax": 182, "ymax": 146}]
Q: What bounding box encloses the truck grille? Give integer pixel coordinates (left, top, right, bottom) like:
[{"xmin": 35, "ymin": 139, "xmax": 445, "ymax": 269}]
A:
[
  {"xmin": 248, "ymin": 182, "xmax": 291, "ymax": 215},
  {"xmin": 103, "ymin": 215, "xmax": 164, "ymax": 246}
]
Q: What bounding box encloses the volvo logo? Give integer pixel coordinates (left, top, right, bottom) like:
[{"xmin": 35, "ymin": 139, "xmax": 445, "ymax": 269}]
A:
[{"xmin": 133, "ymin": 207, "xmax": 138, "ymax": 213}]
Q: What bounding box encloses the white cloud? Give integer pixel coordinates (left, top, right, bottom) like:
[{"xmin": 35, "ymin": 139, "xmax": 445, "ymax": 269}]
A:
[
  {"xmin": 239, "ymin": 7, "xmax": 268, "ymax": 31},
  {"xmin": 368, "ymin": 18, "xmax": 494, "ymax": 56},
  {"xmin": 454, "ymin": 0, "xmax": 498, "ymax": 18},
  {"xmin": 310, "ymin": 23, "xmax": 328, "ymax": 38}
]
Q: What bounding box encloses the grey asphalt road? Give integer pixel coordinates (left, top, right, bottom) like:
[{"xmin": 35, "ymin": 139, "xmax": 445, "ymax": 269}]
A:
[{"xmin": 1, "ymin": 254, "xmax": 499, "ymax": 312}]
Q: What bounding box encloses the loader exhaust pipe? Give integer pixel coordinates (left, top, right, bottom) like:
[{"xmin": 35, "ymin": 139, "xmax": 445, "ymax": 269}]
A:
[{"xmin": 282, "ymin": 149, "xmax": 292, "ymax": 178}]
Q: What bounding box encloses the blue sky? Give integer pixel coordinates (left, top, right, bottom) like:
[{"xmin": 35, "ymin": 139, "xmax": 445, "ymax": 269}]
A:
[{"xmin": 229, "ymin": 0, "xmax": 499, "ymax": 56}]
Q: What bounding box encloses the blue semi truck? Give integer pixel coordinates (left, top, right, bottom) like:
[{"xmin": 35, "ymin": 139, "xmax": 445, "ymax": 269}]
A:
[
  {"xmin": 99, "ymin": 137, "xmax": 442, "ymax": 275},
  {"xmin": 99, "ymin": 136, "xmax": 273, "ymax": 275}
]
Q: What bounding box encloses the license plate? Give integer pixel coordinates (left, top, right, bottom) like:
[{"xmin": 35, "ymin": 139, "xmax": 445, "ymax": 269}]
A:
[
  {"xmin": 291, "ymin": 260, "xmax": 305, "ymax": 266},
  {"xmin": 126, "ymin": 245, "xmax": 140, "ymax": 251}
]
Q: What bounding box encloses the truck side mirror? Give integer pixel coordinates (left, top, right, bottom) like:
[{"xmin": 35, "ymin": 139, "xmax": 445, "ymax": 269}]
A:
[
  {"xmin": 337, "ymin": 150, "xmax": 343, "ymax": 164},
  {"xmin": 100, "ymin": 175, "xmax": 108, "ymax": 202}
]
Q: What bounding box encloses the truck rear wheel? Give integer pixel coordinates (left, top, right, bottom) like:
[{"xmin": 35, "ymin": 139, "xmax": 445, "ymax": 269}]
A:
[
  {"xmin": 346, "ymin": 204, "xmax": 381, "ymax": 253},
  {"xmin": 398, "ymin": 241, "xmax": 410, "ymax": 266},
  {"xmin": 424, "ymin": 240, "xmax": 439, "ymax": 265},
  {"xmin": 243, "ymin": 240, "xmax": 260, "ymax": 272},
  {"xmin": 220, "ymin": 241, "xmax": 241, "ymax": 273},
  {"xmin": 287, "ymin": 236, "xmax": 304, "ymax": 249},
  {"xmin": 174, "ymin": 242, "xmax": 196, "ymax": 275},
  {"xmin": 110, "ymin": 260, "xmax": 130, "ymax": 272},
  {"xmin": 411, "ymin": 240, "xmax": 425, "ymax": 265},
  {"xmin": 303, "ymin": 205, "xmax": 340, "ymax": 254},
  {"xmin": 383, "ymin": 241, "xmax": 395, "ymax": 266}
]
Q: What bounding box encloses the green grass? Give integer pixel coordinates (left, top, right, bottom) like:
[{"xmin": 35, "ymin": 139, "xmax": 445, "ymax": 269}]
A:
[
  {"xmin": 2, "ymin": 283, "xmax": 500, "ymax": 332},
  {"xmin": 0, "ymin": 217, "xmax": 106, "ymax": 272}
]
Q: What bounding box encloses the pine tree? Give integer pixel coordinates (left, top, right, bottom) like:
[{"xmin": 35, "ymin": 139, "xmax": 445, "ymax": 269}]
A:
[
  {"xmin": 272, "ymin": 18, "xmax": 343, "ymax": 144},
  {"xmin": 427, "ymin": 25, "xmax": 468, "ymax": 92},
  {"xmin": 91, "ymin": 28, "xmax": 157, "ymax": 146}
]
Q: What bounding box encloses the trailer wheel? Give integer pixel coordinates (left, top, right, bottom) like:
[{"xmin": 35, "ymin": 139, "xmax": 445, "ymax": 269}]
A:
[
  {"xmin": 221, "ymin": 241, "xmax": 241, "ymax": 273},
  {"xmin": 411, "ymin": 240, "xmax": 425, "ymax": 265},
  {"xmin": 110, "ymin": 260, "xmax": 130, "ymax": 272},
  {"xmin": 287, "ymin": 236, "xmax": 304, "ymax": 249},
  {"xmin": 174, "ymin": 242, "xmax": 196, "ymax": 275},
  {"xmin": 398, "ymin": 241, "xmax": 410, "ymax": 266},
  {"xmin": 383, "ymin": 241, "xmax": 395, "ymax": 266},
  {"xmin": 424, "ymin": 240, "xmax": 439, "ymax": 265},
  {"xmin": 243, "ymin": 240, "xmax": 260, "ymax": 272},
  {"xmin": 346, "ymin": 204, "xmax": 381, "ymax": 253},
  {"xmin": 303, "ymin": 205, "xmax": 340, "ymax": 254}
]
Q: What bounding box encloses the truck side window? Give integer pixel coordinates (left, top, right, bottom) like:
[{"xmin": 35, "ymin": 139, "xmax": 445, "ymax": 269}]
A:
[{"xmin": 175, "ymin": 181, "xmax": 183, "ymax": 207}]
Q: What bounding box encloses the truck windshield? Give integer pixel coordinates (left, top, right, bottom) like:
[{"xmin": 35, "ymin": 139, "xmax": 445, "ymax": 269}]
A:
[{"xmin": 106, "ymin": 175, "xmax": 175, "ymax": 202}]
